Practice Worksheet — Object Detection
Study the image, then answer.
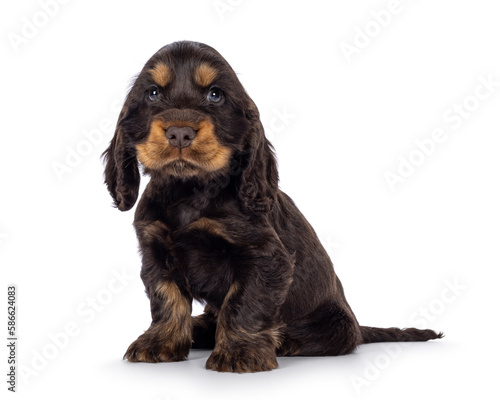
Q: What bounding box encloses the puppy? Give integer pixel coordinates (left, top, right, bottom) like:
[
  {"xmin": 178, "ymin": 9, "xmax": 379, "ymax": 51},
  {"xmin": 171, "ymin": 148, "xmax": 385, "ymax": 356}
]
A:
[{"xmin": 103, "ymin": 41, "xmax": 442, "ymax": 373}]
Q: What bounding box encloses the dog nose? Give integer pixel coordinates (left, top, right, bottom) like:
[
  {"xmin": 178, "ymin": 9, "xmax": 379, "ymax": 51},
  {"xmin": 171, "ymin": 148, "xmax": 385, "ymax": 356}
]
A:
[{"xmin": 165, "ymin": 126, "xmax": 196, "ymax": 148}]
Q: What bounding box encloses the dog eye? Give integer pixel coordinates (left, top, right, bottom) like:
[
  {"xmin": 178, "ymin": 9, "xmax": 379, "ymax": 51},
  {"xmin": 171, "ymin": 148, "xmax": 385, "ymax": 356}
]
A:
[
  {"xmin": 207, "ymin": 87, "xmax": 224, "ymax": 103},
  {"xmin": 147, "ymin": 85, "xmax": 160, "ymax": 101}
]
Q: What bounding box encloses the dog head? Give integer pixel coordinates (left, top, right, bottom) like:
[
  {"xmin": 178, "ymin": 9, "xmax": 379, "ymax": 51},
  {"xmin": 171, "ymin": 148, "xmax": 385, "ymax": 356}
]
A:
[{"xmin": 103, "ymin": 41, "xmax": 278, "ymax": 214}]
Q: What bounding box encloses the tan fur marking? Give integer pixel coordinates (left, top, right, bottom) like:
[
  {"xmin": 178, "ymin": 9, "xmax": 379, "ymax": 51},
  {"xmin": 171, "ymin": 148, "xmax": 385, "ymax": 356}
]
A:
[
  {"xmin": 136, "ymin": 120, "xmax": 173, "ymax": 169},
  {"xmin": 149, "ymin": 62, "xmax": 171, "ymax": 87},
  {"xmin": 136, "ymin": 119, "xmax": 232, "ymax": 173},
  {"xmin": 188, "ymin": 218, "xmax": 234, "ymax": 243},
  {"xmin": 194, "ymin": 63, "xmax": 218, "ymax": 87},
  {"xmin": 155, "ymin": 281, "xmax": 190, "ymax": 316},
  {"xmin": 189, "ymin": 119, "xmax": 232, "ymax": 171},
  {"xmin": 223, "ymin": 283, "xmax": 239, "ymax": 308},
  {"xmin": 154, "ymin": 281, "xmax": 192, "ymax": 339},
  {"xmin": 124, "ymin": 280, "xmax": 192, "ymax": 363}
]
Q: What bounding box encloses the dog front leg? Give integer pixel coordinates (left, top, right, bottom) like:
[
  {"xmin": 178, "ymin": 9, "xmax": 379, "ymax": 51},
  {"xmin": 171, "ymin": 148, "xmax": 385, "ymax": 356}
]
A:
[
  {"xmin": 206, "ymin": 240, "xmax": 294, "ymax": 372},
  {"xmin": 124, "ymin": 221, "xmax": 193, "ymax": 363}
]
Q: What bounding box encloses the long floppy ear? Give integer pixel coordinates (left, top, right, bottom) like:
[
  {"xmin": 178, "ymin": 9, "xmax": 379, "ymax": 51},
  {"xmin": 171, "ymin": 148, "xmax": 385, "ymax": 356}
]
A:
[
  {"xmin": 238, "ymin": 100, "xmax": 279, "ymax": 215},
  {"xmin": 102, "ymin": 105, "xmax": 140, "ymax": 211}
]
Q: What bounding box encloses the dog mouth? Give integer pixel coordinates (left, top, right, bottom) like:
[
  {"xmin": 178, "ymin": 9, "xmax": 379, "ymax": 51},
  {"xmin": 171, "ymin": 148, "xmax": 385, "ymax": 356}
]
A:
[{"xmin": 136, "ymin": 117, "xmax": 232, "ymax": 176}]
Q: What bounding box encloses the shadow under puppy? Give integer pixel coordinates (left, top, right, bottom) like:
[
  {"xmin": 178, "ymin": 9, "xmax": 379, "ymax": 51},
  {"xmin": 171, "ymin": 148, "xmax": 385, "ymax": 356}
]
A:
[{"xmin": 103, "ymin": 41, "xmax": 442, "ymax": 373}]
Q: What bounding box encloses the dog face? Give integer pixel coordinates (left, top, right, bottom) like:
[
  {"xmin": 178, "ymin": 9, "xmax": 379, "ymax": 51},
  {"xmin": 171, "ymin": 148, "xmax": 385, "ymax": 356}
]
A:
[
  {"xmin": 133, "ymin": 44, "xmax": 250, "ymax": 176},
  {"xmin": 104, "ymin": 41, "xmax": 277, "ymax": 213}
]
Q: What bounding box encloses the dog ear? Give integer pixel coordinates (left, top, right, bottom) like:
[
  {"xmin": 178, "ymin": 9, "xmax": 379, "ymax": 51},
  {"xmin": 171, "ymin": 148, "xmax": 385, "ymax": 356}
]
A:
[
  {"xmin": 102, "ymin": 102, "xmax": 140, "ymax": 211},
  {"xmin": 238, "ymin": 100, "xmax": 279, "ymax": 215}
]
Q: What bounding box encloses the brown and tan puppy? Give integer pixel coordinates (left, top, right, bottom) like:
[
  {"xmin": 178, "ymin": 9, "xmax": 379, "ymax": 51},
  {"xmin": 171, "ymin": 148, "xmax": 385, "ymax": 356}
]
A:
[{"xmin": 103, "ymin": 41, "xmax": 442, "ymax": 373}]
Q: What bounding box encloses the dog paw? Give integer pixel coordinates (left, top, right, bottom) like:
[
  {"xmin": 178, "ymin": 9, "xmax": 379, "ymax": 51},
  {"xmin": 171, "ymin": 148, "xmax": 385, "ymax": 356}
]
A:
[
  {"xmin": 124, "ymin": 331, "xmax": 189, "ymax": 363},
  {"xmin": 206, "ymin": 347, "xmax": 278, "ymax": 373}
]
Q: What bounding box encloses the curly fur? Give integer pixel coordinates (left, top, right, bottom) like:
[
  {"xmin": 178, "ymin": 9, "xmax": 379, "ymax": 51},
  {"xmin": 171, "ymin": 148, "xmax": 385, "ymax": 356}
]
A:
[{"xmin": 103, "ymin": 41, "xmax": 442, "ymax": 373}]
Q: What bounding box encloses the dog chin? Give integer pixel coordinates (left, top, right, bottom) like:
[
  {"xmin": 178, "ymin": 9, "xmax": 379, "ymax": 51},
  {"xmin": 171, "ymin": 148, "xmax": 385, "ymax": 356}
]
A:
[{"xmin": 163, "ymin": 158, "xmax": 204, "ymax": 178}]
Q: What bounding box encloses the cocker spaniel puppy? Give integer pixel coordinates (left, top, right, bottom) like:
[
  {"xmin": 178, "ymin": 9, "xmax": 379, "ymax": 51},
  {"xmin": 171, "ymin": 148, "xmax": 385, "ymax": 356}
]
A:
[{"xmin": 103, "ymin": 41, "xmax": 442, "ymax": 373}]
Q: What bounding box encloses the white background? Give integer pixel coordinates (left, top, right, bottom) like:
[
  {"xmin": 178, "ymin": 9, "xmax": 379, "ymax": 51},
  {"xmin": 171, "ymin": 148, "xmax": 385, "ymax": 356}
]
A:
[{"xmin": 1, "ymin": 0, "xmax": 499, "ymax": 399}]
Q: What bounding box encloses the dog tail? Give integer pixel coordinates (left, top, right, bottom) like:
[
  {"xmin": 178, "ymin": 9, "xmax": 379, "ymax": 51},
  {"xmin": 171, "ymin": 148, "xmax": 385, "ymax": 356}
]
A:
[{"xmin": 360, "ymin": 326, "xmax": 444, "ymax": 344}]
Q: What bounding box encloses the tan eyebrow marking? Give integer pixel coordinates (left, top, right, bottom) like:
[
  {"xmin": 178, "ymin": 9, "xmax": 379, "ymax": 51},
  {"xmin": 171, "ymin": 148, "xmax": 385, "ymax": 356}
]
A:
[
  {"xmin": 194, "ymin": 63, "xmax": 218, "ymax": 87},
  {"xmin": 149, "ymin": 62, "xmax": 171, "ymax": 87}
]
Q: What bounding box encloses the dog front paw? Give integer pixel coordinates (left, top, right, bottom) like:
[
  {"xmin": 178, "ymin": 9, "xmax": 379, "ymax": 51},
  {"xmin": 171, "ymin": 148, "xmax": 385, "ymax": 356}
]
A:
[
  {"xmin": 206, "ymin": 346, "xmax": 278, "ymax": 373},
  {"xmin": 124, "ymin": 330, "xmax": 190, "ymax": 363}
]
